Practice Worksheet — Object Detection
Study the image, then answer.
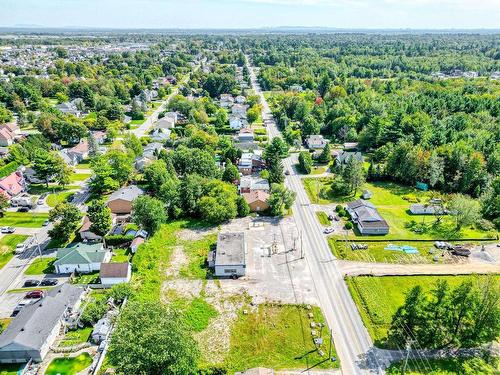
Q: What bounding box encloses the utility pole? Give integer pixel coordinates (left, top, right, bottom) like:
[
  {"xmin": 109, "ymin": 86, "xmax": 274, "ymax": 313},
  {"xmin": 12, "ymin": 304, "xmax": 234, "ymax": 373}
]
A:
[
  {"xmin": 402, "ymin": 339, "xmax": 413, "ymax": 375},
  {"xmin": 300, "ymin": 230, "xmax": 304, "ymax": 259}
]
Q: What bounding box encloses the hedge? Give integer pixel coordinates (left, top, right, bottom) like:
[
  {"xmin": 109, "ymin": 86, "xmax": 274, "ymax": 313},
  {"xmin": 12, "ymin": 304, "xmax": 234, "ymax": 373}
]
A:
[{"xmin": 0, "ymin": 161, "xmax": 19, "ymax": 179}]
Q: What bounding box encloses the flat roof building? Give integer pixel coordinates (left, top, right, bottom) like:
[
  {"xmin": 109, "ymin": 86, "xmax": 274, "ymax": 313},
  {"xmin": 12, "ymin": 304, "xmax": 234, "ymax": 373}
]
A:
[{"xmin": 212, "ymin": 232, "xmax": 246, "ymax": 278}]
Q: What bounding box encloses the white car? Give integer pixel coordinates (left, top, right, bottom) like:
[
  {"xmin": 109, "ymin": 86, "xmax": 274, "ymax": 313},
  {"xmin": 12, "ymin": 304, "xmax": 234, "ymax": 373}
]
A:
[
  {"xmin": 1, "ymin": 226, "xmax": 15, "ymax": 234},
  {"xmin": 15, "ymin": 242, "xmax": 26, "ymax": 254},
  {"xmin": 323, "ymin": 227, "xmax": 334, "ymax": 234}
]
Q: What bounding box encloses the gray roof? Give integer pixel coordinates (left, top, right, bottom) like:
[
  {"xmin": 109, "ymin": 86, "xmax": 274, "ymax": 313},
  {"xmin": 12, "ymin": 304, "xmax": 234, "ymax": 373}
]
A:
[
  {"xmin": 0, "ymin": 284, "xmax": 84, "ymax": 352},
  {"xmin": 215, "ymin": 232, "xmax": 246, "ymax": 267},
  {"xmin": 336, "ymin": 151, "xmax": 364, "ymax": 165},
  {"xmin": 107, "ymin": 185, "xmax": 144, "ymax": 203},
  {"xmin": 347, "ymin": 199, "xmax": 388, "ymax": 227}
]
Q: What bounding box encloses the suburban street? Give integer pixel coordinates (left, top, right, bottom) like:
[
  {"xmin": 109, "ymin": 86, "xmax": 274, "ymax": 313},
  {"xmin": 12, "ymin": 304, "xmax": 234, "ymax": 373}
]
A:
[{"xmin": 248, "ymin": 58, "xmax": 385, "ymax": 374}]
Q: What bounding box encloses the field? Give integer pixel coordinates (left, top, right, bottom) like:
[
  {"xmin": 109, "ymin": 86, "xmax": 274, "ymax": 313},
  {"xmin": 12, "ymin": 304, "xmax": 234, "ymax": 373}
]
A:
[
  {"xmin": 178, "ymin": 233, "xmax": 217, "ymax": 279},
  {"xmin": 346, "ymin": 275, "xmax": 498, "ymax": 346},
  {"xmin": 224, "ymin": 304, "xmax": 339, "ymax": 372},
  {"xmin": 69, "ymin": 172, "xmax": 92, "ymax": 182},
  {"xmin": 24, "ymin": 257, "xmax": 56, "ymax": 275},
  {"xmin": 0, "ymin": 212, "xmax": 49, "ymax": 228},
  {"xmin": 0, "ymin": 234, "xmax": 29, "ymax": 270}
]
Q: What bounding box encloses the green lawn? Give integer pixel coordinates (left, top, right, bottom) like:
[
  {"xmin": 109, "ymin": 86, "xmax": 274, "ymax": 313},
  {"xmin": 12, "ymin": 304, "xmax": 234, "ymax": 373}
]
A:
[
  {"xmin": 346, "ymin": 275, "xmax": 499, "ymax": 347},
  {"xmin": 130, "ymin": 119, "xmax": 144, "ymax": 125},
  {"xmin": 0, "ymin": 234, "xmax": 29, "ymax": 270},
  {"xmin": 69, "ymin": 172, "xmax": 92, "ymax": 182},
  {"xmin": 71, "ymin": 271, "xmax": 100, "ymax": 285},
  {"xmin": 224, "ymin": 305, "xmax": 339, "ymax": 372},
  {"xmin": 7, "ymin": 286, "xmax": 54, "ymax": 294},
  {"xmin": 387, "ymin": 356, "xmax": 499, "ymax": 374},
  {"xmin": 302, "ymin": 177, "xmax": 343, "ymax": 204},
  {"xmin": 171, "ymin": 296, "xmax": 218, "ymax": 332},
  {"xmin": 75, "ymin": 161, "xmax": 91, "ymax": 170},
  {"xmin": 24, "ymin": 257, "xmax": 56, "ymax": 275},
  {"xmin": 47, "ymin": 191, "xmax": 74, "ymax": 207},
  {"xmin": 111, "ymin": 248, "xmax": 130, "ymax": 263},
  {"xmin": 315, "ymin": 211, "xmax": 331, "ymax": 226},
  {"xmin": 28, "ymin": 184, "xmax": 79, "ymax": 195},
  {"xmin": 45, "ymin": 353, "xmax": 93, "ymax": 375},
  {"xmin": 0, "ymin": 212, "xmax": 49, "ymax": 228},
  {"xmin": 58, "ymin": 327, "xmax": 92, "ymax": 347}
]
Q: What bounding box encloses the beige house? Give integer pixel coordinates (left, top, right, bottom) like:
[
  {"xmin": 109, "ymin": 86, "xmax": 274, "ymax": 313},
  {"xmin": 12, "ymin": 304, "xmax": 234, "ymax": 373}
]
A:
[{"xmin": 106, "ymin": 185, "xmax": 144, "ymax": 214}]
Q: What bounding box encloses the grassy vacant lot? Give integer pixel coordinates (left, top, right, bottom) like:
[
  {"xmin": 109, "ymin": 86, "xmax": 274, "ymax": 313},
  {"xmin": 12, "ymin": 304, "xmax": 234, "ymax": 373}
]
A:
[
  {"xmin": 72, "ymin": 271, "xmax": 100, "ymax": 285},
  {"xmin": 303, "ymin": 177, "xmax": 338, "ymax": 204},
  {"xmin": 24, "ymin": 257, "xmax": 56, "ymax": 275},
  {"xmin": 224, "ymin": 305, "xmax": 339, "ymax": 372},
  {"xmin": 387, "ymin": 356, "xmax": 499, "ymax": 374},
  {"xmin": 346, "ymin": 275, "xmax": 498, "ymax": 346},
  {"xmin": 0, "ymin": 212, "xmax": 49, "ymax": 228},
  {"xmin": 58, "ymin": 327, "xmax": 92, "ymax": 347},
  {"xmin": 179, "ymin": 233, "xmax": 217, "ymax": 279},
  {"xmin": 0, "ymin": 234, "xmax": 29, "ymax": 270},
  {"xmin": 316, "ymin": 211, "xmax": 331, "ymax": 226},
  {"xmin": 170, "ymin": 296, "xmax": 218, "ymax": 332}
]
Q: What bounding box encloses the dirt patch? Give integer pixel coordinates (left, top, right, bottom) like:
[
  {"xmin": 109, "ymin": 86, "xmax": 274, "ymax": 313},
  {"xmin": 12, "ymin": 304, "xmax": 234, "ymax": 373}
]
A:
[
  {"xmin": 165, "ymin": 246, "xmax": 189, "ymax": 279},
  {"xmin": 177, "ymin": 227, "xmax": 217, "ymax": 241}
]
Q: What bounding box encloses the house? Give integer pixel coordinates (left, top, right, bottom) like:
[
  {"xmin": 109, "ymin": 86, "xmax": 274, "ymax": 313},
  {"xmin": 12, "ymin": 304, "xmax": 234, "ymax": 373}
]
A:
[
  {"xmin": 91, "ymin": 317, "xmax": 111, "ymax": 344},
  {"xmin": 346, "ymin": 199, "xmax": 389, "ymax": 235},
  {"xmin": 0, "ymin": 171, "xmax": 25, "ymax": 199},
  {"xmin": 91, "ymin": 131, "xmax": 107, "ymax": 145},
  {"xmin": 99, "ymin": 262, "xmax": 131, "ymax": 286},
  {"xmin": 23, "ymin": 167, "xmax": 48, "ymax": 184},
  {"xmin": 134, "ymin": 156, "xmax": 154, "ymax": 172},
  {"xmin": 56, "ymin": 101, "xmax": 81, "ymax": 117},
  {"xmin": 130, "ymin": 236, "xmax": 145, "ymax": 254},
  {"xmin": 229, "ymin": 116, "xmax": 248, "ymax": 130},
  {"xmin": 232, "ymin": 104, "xmax": 248, "ymax": 118},
  {"xmin": 163, "ymin": 111, "xmax": 178, "ymax": 124},
  {"xmin": 58, "ymin": 150, "xmax": 76, "ymax": 166},
  {"xmin": 238, "ymin": 128, "xmax": 254, "ymax": 143},
  {"xmin": 238, "ymin": 153, "xmax": 253, "ymax": 175},
  {"xmin": 153, "ymin": 117, "xmax": 175, "ymax": 130},
  {"xmin": 335, "ymin": 151, "xmax": 364, "ymax": 167},
  {"xmin": 235, "ymin": 95, "xmax": 246, "ymax": 104},
  {"xmin": 149, "ymin": 128, "xmax": 171, "ymax": 142},
  {"xmin": 362, "ymin": 190, "xmax": 372, "ymax": 200},
  {"xmin": 79, "ymin": 216, "xmax": 103, "ymax": 242},
  {"xmin": 209, "ymin": 232, "xmax": 246, "ymax": 278},
  {"xmin": 242, "ymin": 191, "xmax": 270, "ymax": 212},
  {"xmin": 61, "ymin": 140, "xmax": 89, "ymax": 166},
  {"xmin": 409, "ymin": 204, "xmax": 444, "ymax": 215},
  {"xmin": 305, "ymin": 135, "xmax": 328, "ymax": 149},
  {"xmin": 53, "ymin": 242, "xmax": 111, "ymax": 274},
  {"xmin": 106, "ymin": 185, "xmax": 144, "ymax": 215},
  {"xmin": 0, "ymin": 127, "xmax": 14, "ymax": 147},
  {"xmin": 289, "ymin": 84, "xmax": 303, "ymax": 92},
  {"xmin": 239, "ymin": 176, "xmax": 270, "ymax": 193},
  {"xmin": 0, "ymin": 284, "xmax": 85, "ymax": 363},
  {"xmin": 343, "ymin": 142, "xmax": 359, "ymax": 150},
  {"xmin": 10, "ymin": 193, "xmax": 33, "ymax": 208},
  {"xmin": 143, "ymin": 142, "xmax": 163, "ymax": 159},
  {"xmin": 220, "ymin": 94, "xmax": 234, "ymax": 108}
]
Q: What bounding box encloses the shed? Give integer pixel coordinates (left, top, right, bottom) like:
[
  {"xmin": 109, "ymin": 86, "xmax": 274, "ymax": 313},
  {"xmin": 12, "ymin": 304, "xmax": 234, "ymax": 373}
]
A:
[{"xmin": 99, "ymin": 263, "xmax": 131, "ymax": 286}]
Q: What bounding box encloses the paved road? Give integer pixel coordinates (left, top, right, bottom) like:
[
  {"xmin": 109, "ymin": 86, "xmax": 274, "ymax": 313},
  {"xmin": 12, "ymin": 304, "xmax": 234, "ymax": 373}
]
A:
[
  {"xmin": 247, "ymin": 58, "xmax": 385, "ymax": 374},
  {"xmin": 130, "ymin": 67, "xmax": 199, "ymax": 138}
]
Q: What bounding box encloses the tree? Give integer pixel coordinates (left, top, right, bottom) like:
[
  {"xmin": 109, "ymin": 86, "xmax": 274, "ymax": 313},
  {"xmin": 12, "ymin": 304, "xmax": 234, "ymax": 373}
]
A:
[
  {"xmin": 87, "ymin": 200, "xmax": 112, "ymax": 237},
  {"xmin": 143, "ymin": 160, "xmax": 173, "ymax": 194},
  {"xmin": 198, "ymin": 180, "xmax": 238, "ymax": 224},
  {"xmin": 268, "ymin": 183, "xmax": 296, "ymax": 216},
  {"xmin": 298, "ymin": 151, "xmax": 313, "ymax": 174},
  {"xmin": 130, "ymin": 100, "xmax": 144, "ymax": 121},
  {"xmin": 132, "ymin": 195, "xmax": 167, "ymax": 234},
  {"xmin": 448, "ymin": 194, "xmax": 481, "ymax": 229},
  {"xmin": 341, "ymin": 156, "xmax": 365, "ymax": 195},
  {"xmin": 88, "ymin": 132, "xmax": 100, "ymax": 157},
  {"xmin": 247, "ymin": 106, "xmax": 260, "ymax": 124},
  {"xmin": 267, "ymin": 155, "xmax": 285, "ymax": 184},
  {"xmin": 0, "ymin": 194, "xmax": 9, "ymax": 217},
  {"xmin": 318, "ymin": 143, "xmax": 332, "ymax": 164},
  {"xmin": 32, "ymin": 150, "xmax": 65, "ymax": 187},
  {"xmin": 48, "ymin": 203, "xmax": 82, "ymax": 244},
  {"xmin": 236, "ymin": 195, "xmax": 250, "ymax": 217},
  {"xmin": 123, "ymin": 133, "xmax": 143, "ymax": 158},
  {"xmin": 108, "ymin": 301, "xmax": 199, "ymax": 375},
  {"xmin": 222, "ymin": 160, "xmax": 239, "ymax": 183}
]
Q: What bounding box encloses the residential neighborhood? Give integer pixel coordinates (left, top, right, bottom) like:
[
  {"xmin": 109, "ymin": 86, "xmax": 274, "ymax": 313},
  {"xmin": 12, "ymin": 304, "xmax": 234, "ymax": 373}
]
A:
[{"xmin": 0, "ymin": 16, "xmax": 498, "ymax": 375}]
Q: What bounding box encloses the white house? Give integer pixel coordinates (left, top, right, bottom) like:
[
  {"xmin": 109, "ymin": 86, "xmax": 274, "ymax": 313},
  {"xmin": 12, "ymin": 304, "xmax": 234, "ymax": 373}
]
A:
[
  {"xmin": 53, "ymin": 243, "xmax": 111, "ymax": 274},
  {"xmin": 209, "ymin": 232, "xmax": 246, "ymax": 278},
  {"xmin": 409, "ymin": 204, "xmax": 444, "ymax": 215},
  {"xmin": 99, "ymin": 262, "xmax": 131, "ymax": 285}
]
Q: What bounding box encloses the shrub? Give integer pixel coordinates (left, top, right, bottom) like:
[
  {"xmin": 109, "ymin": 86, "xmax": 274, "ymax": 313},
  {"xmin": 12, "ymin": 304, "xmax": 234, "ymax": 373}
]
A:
[
  {"xmin": 344, "ymin": 222, "xmax": 353, "ymax": 230},
  {"xmin": 335, "ymin": 205, "xmax": 343, "ymax": 212},
  {"xmin": 104, "ymin": 234, "xmax": 134, "ymax": 247},
  {"xmin": 0, "ymin": 161, "xmax": 19, "ymax": 179},
  {"xmin": 476, "ymin": 219, "xmax": 495, "ymax": 231},
  {"xmin": 254, "ymin": 128, "xmax": 267, "ymax": 135}
]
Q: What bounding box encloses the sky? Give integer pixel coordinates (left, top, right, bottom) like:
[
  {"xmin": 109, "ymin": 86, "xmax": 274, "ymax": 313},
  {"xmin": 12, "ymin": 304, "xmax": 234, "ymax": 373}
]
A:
[{"xmin": 1, "ymin": 0, "xmax": 499, "ymax": 30}]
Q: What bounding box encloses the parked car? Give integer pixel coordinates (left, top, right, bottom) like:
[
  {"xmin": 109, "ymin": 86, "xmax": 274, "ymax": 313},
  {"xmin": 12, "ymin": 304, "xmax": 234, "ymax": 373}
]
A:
[
  {"xmin": 37, "ymin": 193, "xmax": 49, "ymax": 205},
  {"xmin": 17, "ymin": 207, "xmax": 29, "ymax": 212},
  {"xmin": 15, "ymin": 242, "xmax": 27, "ymax": 254},
  {"xmin": 25, "ymin": 290, "xmax": 45, "ymax": 299},
  {"xmin": 323, "ymin": 227, "xmax": 334, "ymax": 234},
  {"xmin": 328, "ymin": 214, "xmax": 335, "ymax": 220},
  {"xmin": 12, "ymin": 300, "xmax": 33, "ymax": 316},
  {"xmin": 40, "ymin": 278, "xmax": 58, "ymax": 286},
  {"xmin": 1, "ymin": 226, "xmax": 15, "ymax": 233},
  {"xmin": 285, "ymin": 170, "xmax": 290, "ymax": 175},
  {"xmin": 23, "ymin": 279, "xmax": 40, "ymax": 287},
  {"xmin": 42, "ymin": 219, "xmax": 50, "ymax": 226}
]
